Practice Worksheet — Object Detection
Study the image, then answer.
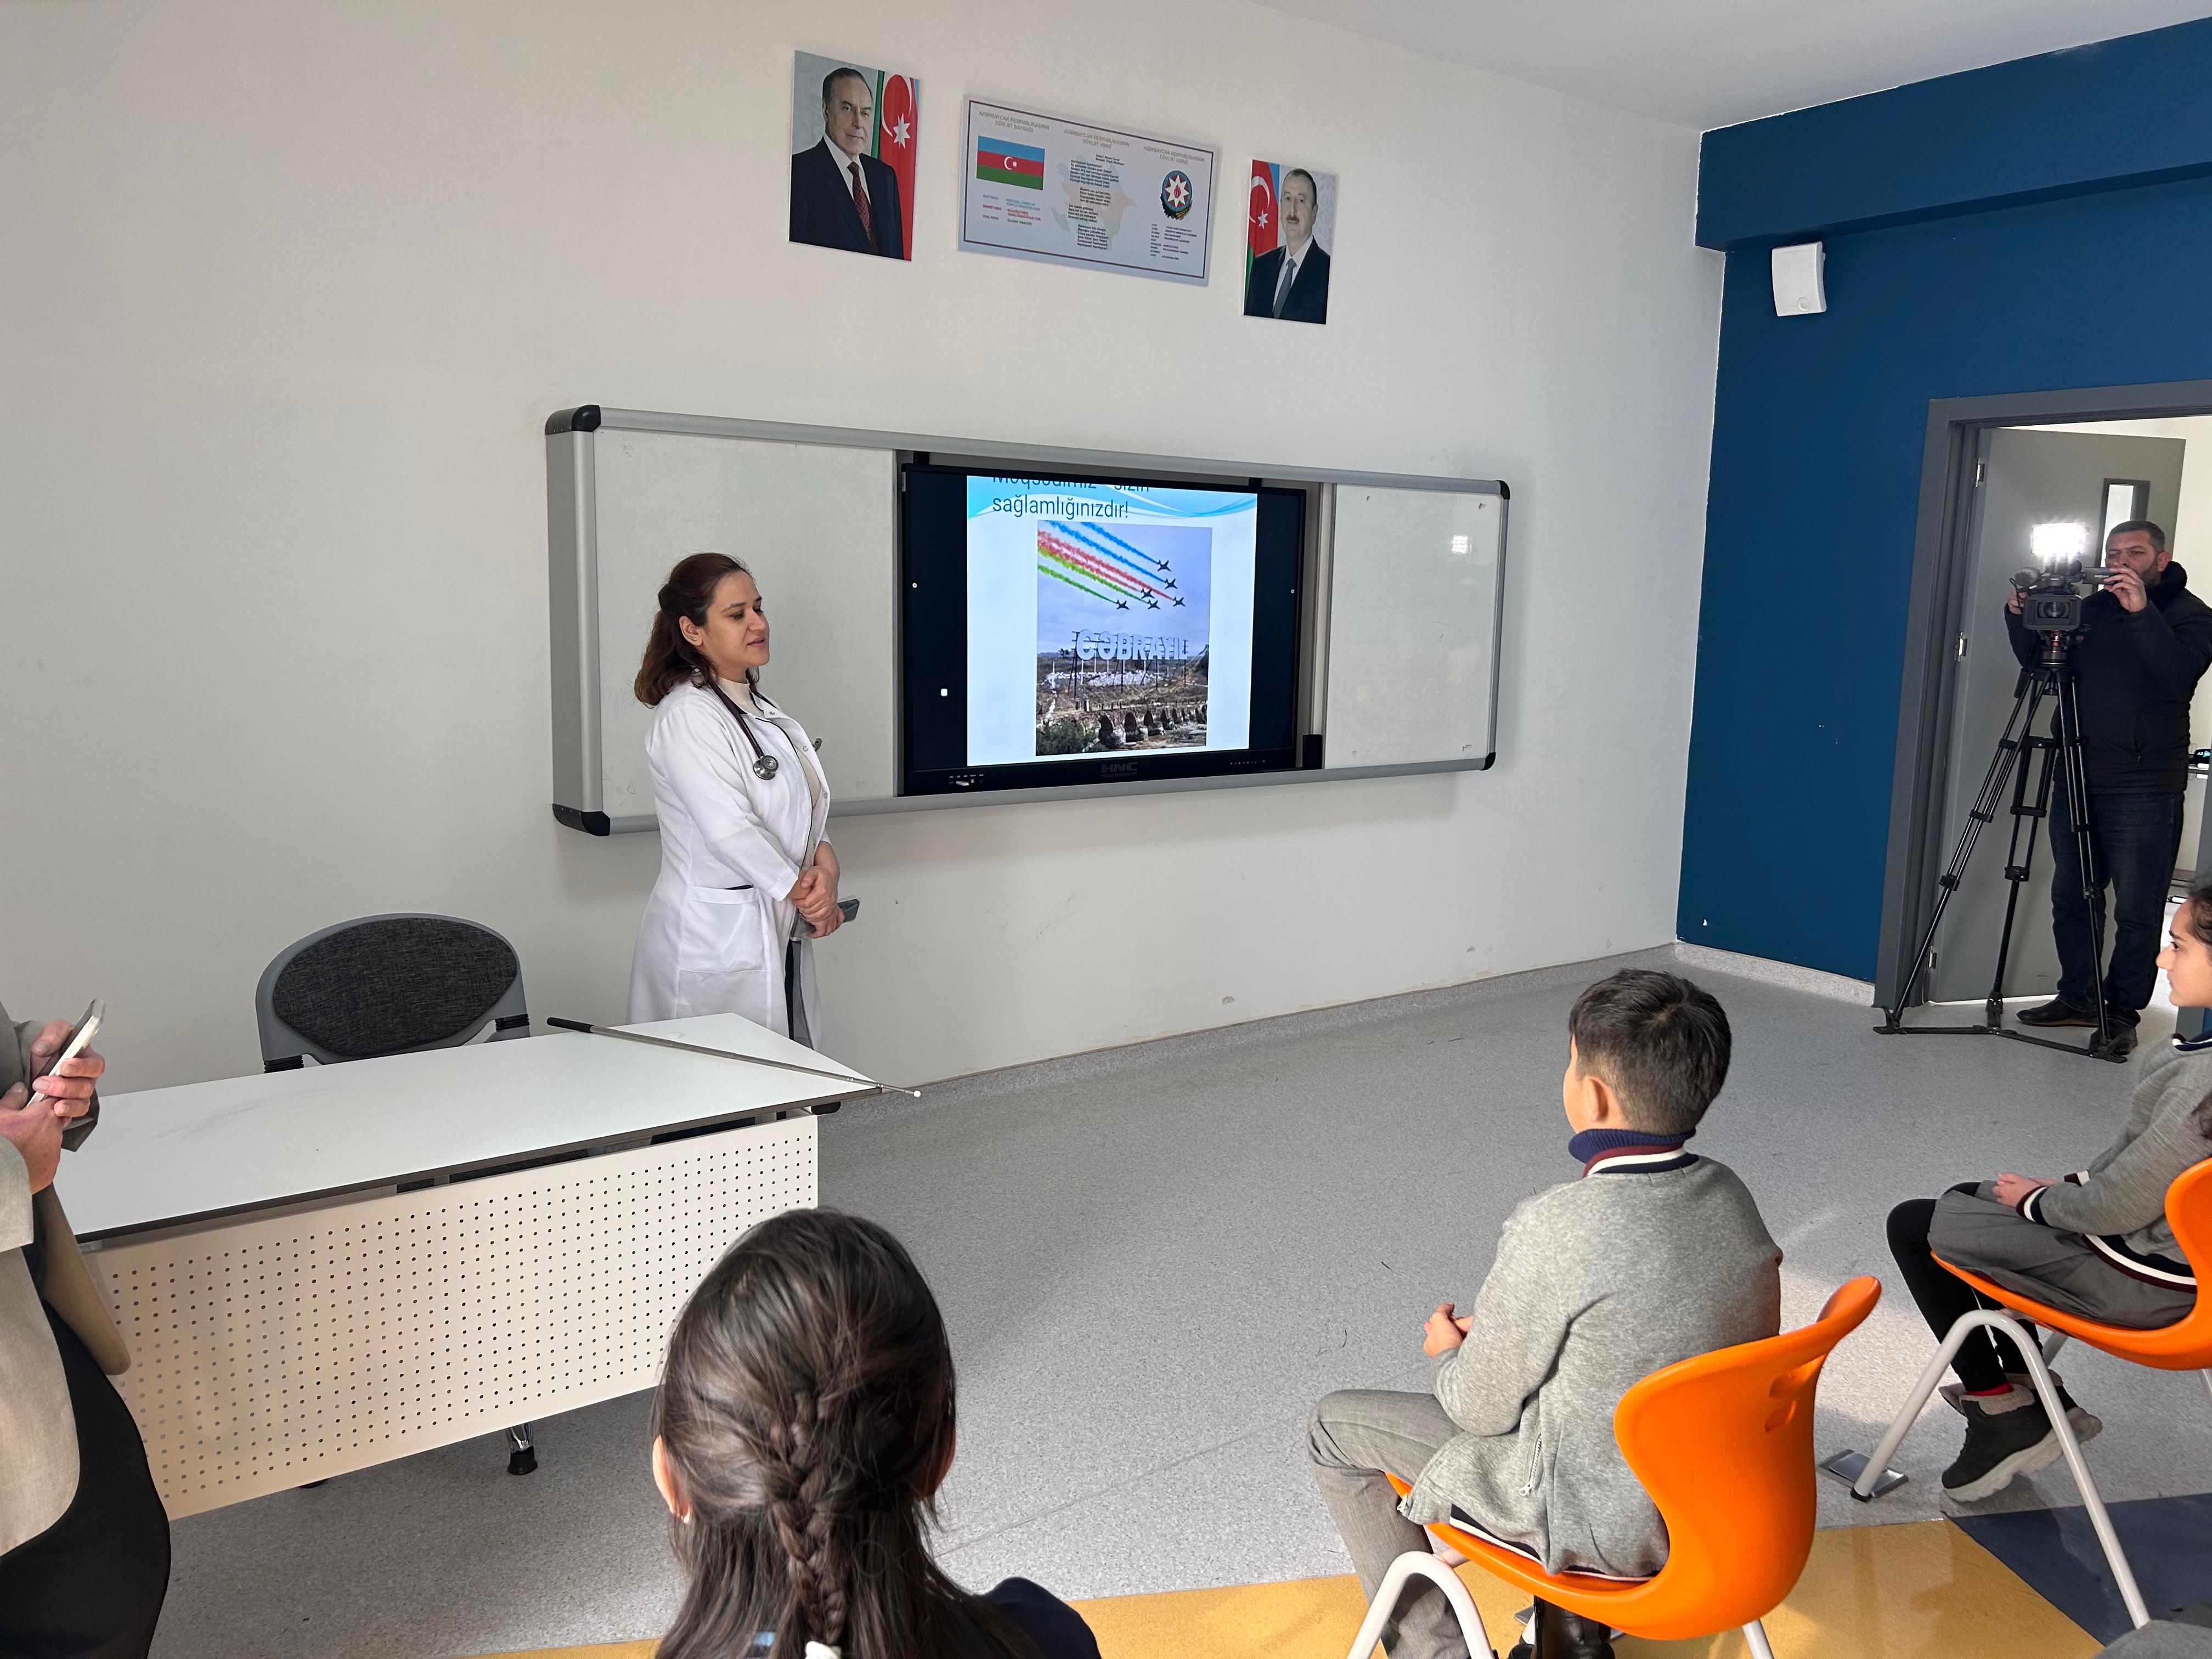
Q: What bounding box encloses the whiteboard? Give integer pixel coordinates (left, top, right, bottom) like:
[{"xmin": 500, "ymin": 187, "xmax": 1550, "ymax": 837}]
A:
[
  {"xmin": 583, "ymin": 430, "xmax": 898, "ymax": 821},
  {"xmin": 547, "ymin": 407, "xmax": 1505, "ymax": 829},
  {"xmin": 1323, "ymin": 486, "xmax": 1504, "ymax": 769}
]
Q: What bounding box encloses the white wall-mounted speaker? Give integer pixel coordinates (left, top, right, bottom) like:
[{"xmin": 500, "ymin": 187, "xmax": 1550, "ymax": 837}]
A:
[{"xmin": 1771, "ymin": 241, "xmax": 1826, "ymax": 315}]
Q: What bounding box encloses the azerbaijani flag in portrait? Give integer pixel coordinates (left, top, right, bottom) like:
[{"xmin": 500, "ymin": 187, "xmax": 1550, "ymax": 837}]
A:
[
  {"xmin": 872, "ymin": 72, "xmax": 919, "ymax": 257},
  {"xmin": 976, "ymin": 136, "xmax": 1045, "ymax": 189},
  {"xmin": 1246, "ymin": 160, "xmax": 1281, "ymax": 286}
]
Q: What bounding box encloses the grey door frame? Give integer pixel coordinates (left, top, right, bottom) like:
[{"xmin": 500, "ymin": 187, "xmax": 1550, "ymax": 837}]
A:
[{"xmin": 1875, "ymin": 377, "xmax": 2212, "ymax": 1015}]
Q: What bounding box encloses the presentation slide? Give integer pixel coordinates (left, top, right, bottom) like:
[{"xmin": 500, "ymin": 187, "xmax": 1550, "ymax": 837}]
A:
[{"xmin": 963, "ymin": 476, "xmax": 1259, "ymax": 769}]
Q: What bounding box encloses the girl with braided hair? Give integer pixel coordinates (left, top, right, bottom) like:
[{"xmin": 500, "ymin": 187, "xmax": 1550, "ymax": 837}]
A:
[{"xmin": 651, "ymin": 1209, "xmax": 1100, "ymax": 1659}]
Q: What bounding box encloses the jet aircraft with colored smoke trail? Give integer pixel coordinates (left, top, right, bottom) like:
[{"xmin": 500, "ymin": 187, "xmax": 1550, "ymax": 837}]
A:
[{"xmin": 1036, "ymin": 521, "xmax": 1186, "ymax": 611}]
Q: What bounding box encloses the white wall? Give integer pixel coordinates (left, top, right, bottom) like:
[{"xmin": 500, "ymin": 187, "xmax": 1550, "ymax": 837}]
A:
[
  {"xmin": 2, "ymin": 0, "xmax": 1723, "ymax": 1093},
  {"xmin": 2024, "ymin": 420, "xmax": 2212, "ymax": 574}
]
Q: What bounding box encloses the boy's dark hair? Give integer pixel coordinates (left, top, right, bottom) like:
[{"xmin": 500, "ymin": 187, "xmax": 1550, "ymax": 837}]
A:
[{"xmin": 1566, "ymin": 969, "xmax": 1731, "ymax": 1135}]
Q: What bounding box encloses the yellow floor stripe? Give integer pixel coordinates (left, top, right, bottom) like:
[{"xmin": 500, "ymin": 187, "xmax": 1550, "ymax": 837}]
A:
[{"xmin": 465, "ymin": 1519, "xmax": 2098, "ymax": 1659}]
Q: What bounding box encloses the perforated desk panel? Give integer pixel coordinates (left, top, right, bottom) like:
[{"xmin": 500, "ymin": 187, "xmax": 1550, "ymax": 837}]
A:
[{"xmin": 90, "ymin": 1115, "xmax": 815, "ymax": 1517}]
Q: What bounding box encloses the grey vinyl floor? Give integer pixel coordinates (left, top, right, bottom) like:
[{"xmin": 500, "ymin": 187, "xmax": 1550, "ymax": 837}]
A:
[{"xmin": 148, "ymin": 947, "xmax": 2212, "ymax": 1658}]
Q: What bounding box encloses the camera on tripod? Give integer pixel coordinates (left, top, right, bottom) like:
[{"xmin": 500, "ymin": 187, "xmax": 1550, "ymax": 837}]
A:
[
  {"xmin": 2011, "ymin": 521, "xmax": 2115, "ymax": 634},
  {"xmin": 1881, "ymin": 519, "xmax": 2125, "ymax": 1062}
]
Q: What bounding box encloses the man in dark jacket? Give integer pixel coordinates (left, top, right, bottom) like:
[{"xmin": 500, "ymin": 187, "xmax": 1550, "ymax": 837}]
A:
[{"xmin": 2006, "ymin": 520, "xmax": 2212, "ymax": 1054}]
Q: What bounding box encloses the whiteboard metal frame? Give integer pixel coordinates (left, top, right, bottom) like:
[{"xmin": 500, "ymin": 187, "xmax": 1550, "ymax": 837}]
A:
[{"xmin": 546, "ymin": 405, "xmax": 1508, "ymax": 830}]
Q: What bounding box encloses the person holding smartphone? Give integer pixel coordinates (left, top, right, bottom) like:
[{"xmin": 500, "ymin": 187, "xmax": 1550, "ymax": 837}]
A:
[{"xmin": 0, "ymin": 1001, "xmax": 171, "ymax": 1658}]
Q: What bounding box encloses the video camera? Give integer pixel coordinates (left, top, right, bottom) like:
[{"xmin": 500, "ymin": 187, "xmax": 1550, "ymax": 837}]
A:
[{"xmin": 2010, "ymin": 522, "xmax": 2116, "ymax": 635}]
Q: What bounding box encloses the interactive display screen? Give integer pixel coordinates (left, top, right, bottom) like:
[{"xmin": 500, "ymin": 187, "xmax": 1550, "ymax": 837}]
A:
[{"xmin": 900, "ymin": 465, "xmax": 1304, "ymax": 795}]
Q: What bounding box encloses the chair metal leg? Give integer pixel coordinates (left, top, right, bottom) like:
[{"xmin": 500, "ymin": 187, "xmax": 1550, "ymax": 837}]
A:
[
  {"xmin": 1340, "ymin": 1551, "xmax": 1493, "ymax": 1659},
  {"xmin": 1742, "ymin": 1619, "xmax": 1776, "ymax": 1659},
  {"xmin": 2009, "ymin": 1325, "xmax": 2147, "ymax": 1628},
  {"xmin": 506, "ymin": 1422, "xmax": 537, "ymax": 1476},
  {"xmin": 2201, "ymin": 1368, "xmax": 2212, "ymax": 1409},
  {"xmin": 1847, "ymin": 1318, "xmax": 1969, "ymax": 1498},
  {"xmin": 1841, "ymin": 1310, "xmax": 2149, "ymax": 1628},
  {"xmin": 2040, "ymin": 1328, "xmax": 2068, "ymax": 1363}
]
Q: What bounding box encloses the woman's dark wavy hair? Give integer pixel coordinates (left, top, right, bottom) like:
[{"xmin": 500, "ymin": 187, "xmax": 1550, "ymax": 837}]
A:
[
  {"xmin": 2181, "ymin": 879, "xmax": 2212, "ymax": 951},
  {"xmin": 636, "ymin": 551, "xmax": 759, "ymax": 707},
  {"xmin": 653, "ymin": 1209, "xmax": 1039, "ymax": 1659}
]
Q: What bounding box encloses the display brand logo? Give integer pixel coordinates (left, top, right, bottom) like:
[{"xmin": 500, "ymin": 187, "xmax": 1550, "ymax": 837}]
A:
[{"xmin": 1103, "ymin": 761, "xmax": 1138, "ymax": 776}]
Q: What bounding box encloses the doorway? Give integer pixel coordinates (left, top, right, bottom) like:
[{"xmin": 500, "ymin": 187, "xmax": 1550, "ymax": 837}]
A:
[{"xmin": 1877, "ymin": 382, "xmax": 2212, "ymax": 1024}]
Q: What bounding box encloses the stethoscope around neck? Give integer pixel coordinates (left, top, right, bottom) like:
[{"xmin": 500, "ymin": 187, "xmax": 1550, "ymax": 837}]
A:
[{"xmin": 705, "ymin": 678, "xmax": 782, "ymax": 781}]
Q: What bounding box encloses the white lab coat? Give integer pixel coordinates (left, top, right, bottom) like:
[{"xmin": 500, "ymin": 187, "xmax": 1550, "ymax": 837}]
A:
[{"xmin": 627, "ymin": 680, "xmax": 832, "ymax": 1042}]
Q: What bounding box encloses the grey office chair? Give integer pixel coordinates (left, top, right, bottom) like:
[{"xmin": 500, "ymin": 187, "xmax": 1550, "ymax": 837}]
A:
[
  {"xmin": 255, "ymin": 913, "xmax": 531, "ymax": 1069},
  {"xmin": 254, "ymin": 913, "xmax": 542, "ymax": 1475}
]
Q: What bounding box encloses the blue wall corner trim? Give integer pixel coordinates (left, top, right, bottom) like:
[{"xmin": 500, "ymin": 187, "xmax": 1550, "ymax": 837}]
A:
[{"xmin": 1697, "ymin": 19, "xmax": 2212, "ymax": 250}]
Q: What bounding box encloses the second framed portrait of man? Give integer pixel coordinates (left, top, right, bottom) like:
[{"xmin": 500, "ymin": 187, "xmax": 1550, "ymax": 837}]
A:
[{"xmin": 1245, "ymin": 162, "xmax": 1335, "ymax": 324}]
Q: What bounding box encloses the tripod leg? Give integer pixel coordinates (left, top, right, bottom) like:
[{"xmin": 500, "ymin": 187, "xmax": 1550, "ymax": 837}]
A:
[
  {"xmin": 1984, "ymin": 733, "xmax": 2056, "ymax": 1029},
  {"xmin": 2054, "ymin": 670, "xmax": 2115, "ymax": 1048},
  {"xmin": 1889, "ymin": 673, "xmax": 2048, "ymax": 1024}
]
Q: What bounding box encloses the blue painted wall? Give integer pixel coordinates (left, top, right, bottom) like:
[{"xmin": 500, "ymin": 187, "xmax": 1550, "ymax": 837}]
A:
[
  {"xmin": 1696, "ymin": 22, "xmax": 2212, "ymax": 250},
  {"xmin": 1680, "ymin": 24, "xmax": 2212, "ymax": 979}
]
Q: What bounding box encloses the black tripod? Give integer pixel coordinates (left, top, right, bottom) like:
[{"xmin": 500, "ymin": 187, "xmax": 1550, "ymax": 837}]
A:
[{"xmin": 1878, "ymin": 626, "xmax": 2125, "ymax": 1062}]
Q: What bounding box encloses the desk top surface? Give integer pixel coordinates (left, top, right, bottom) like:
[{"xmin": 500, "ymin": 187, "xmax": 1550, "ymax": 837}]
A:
[{"xmin": 61, "ymin": 1017, "xmax": 873, "ymax": 1239}]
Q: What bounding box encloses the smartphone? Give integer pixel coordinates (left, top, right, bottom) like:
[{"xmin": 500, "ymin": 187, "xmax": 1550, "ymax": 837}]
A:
[
  {"xmin": 26, "ymin": 999, "xmax": 104, "ymax": 1109},
  {"xmin": 805, "ymin": 898, "xmax": 860, "ymax": 939}
]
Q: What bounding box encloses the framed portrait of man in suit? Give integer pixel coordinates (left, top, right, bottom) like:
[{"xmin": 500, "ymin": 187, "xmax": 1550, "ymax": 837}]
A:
[
  {"xmin": 791, "ymin": 51, "xmax": 918, "ymax": 261},
  {"xmin": 1244, "ymin": 162, "xmax": 1335, "ymax": 324}
]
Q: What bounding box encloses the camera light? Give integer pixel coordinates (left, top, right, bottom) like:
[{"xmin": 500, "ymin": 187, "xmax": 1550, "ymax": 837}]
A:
[{"xmin": 2031, "ymin": 522, "xmax": 2089, "ymax": 563}]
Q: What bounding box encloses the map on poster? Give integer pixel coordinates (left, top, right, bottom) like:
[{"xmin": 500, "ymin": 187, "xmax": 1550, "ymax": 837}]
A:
[{"xmin": 961, "ymin": 99, "xmax": 1215, "ymax": 284}]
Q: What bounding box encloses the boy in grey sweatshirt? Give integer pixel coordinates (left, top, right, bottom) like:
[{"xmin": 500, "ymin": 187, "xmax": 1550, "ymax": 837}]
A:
[
  {"xmin": 1307, "ymin": 970, "xmax": 1781, "ymax": 1659},
  {"xmin": 1888, "ymin": 888, "xmax": 2212, "ymax": 1503}
]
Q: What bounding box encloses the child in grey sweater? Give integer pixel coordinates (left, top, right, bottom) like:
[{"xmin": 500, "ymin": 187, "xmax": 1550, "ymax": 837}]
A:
[
  {"xmin": 1888, "ymin": 885, "xmax": 2212, "ymax": 1503},
  {"xmin": 1307, "ymin": 970, "xmax": 1781, "ymax": 1659}
]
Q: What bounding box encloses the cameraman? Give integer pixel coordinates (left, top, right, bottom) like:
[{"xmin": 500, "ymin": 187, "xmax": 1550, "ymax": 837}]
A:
[{"xmin": 2007, "ymin": 520, "xmax": 2212, "ymax": 1054}]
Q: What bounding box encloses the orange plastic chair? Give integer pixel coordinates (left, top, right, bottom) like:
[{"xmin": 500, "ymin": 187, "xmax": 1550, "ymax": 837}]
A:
[
  {"xmin": 1344, "ymin": 1277, "xmax": 1881, "ymax": 1659},
  {"xmin": 1846, "ymin": 1159, "xmax": 2212, "ymax": 1631},
  {"xmin": 1943, "ymin": 1158, "xmax": 2212, "ymax": 1368}
]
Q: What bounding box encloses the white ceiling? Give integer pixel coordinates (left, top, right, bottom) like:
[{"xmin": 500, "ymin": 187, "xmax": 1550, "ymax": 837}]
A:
[{"xmin": 1249, "ymin": 0, "xmax": 2212, "ymax": 129}]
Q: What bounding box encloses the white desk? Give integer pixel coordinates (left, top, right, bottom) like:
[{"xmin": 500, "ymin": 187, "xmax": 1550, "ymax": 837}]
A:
[{"xmin": 67, "ymin": 1017, "xmax": 879, "ymax": 1517}]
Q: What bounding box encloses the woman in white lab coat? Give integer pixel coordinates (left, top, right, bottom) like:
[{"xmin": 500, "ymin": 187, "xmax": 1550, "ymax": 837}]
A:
[{"xmin": 628, "ymin": 552, "xmax": 842, "ymax": 1046}]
